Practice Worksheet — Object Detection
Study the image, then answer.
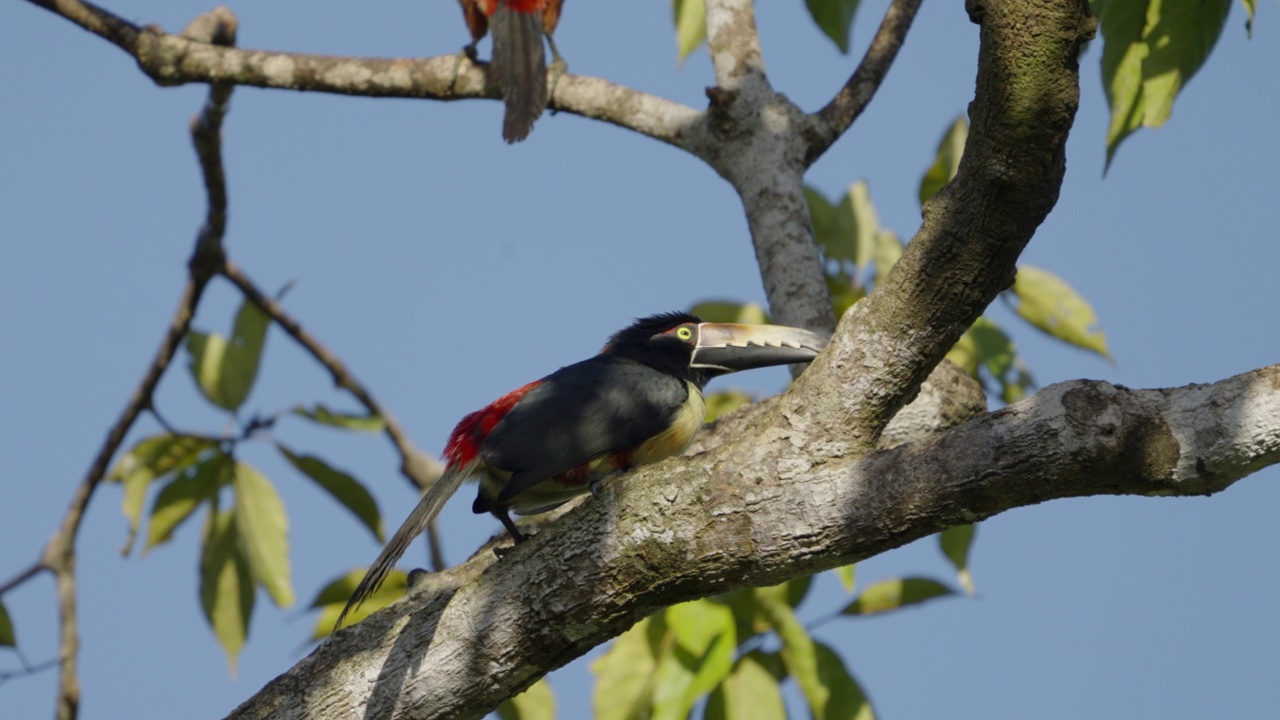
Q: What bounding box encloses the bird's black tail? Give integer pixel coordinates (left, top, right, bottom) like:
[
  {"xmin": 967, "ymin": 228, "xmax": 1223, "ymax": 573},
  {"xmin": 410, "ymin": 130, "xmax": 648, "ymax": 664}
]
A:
[
  {"xmin": 491, "ymin": 3, "xmax": 548, "ymax": 143},
  {"xmin": 333, "ymin": 460, "xmax": 477, "ymax": 631}
]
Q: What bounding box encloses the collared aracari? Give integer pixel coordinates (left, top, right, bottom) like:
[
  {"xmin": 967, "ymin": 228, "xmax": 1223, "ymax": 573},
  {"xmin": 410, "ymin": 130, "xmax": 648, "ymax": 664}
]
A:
[
  {"xmin": 335, "ymin": 312, "xmax": 828, "ymax": 628},
  {"xmin": 457, "ymin": 0, "xmax": 567, "ymax": 142}
]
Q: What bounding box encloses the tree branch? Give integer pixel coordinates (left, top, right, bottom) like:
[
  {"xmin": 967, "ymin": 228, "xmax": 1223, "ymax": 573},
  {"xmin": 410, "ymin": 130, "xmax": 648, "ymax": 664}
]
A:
[
  {"xmin": 22, "ymin": 0, "xmax": 703, "ymax": 152},
  {"xmin": 808, "ymin": 0, "xmax": 923, "ymax": 163},
  {"xmin": 227, "ymin": 362, "xmax": 1280, "ymax": 720},
  {"xmin": 704, "ymin": 0, "xmax": 766, "ymax": 89},
  {"xmin": 790, "ymin": 0, "xmax": 1096, "ymax": 453}
]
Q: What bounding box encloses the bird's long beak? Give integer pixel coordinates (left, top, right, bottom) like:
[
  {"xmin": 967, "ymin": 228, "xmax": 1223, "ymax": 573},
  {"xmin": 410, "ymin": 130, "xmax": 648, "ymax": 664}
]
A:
[{"xmin": 690, "ymin": 323, "xmax": 830, "ymax": 372}]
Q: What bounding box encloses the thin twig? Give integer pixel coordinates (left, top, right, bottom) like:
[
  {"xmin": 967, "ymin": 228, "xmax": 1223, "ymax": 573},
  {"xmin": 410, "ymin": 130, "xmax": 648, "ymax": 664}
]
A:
[
  {"xmin": 24, "ymin": 0, "xmax": 139, "ymax": 53},
  {"xmin": 0, "ymin": 561, "xmax": 45, "ymax": 598},
  {"xmin": 809, "ymin": 0, "xmax": 923, "ymax": 163},
  {"xmin": 33, "ymin": 11, "xmax": 239, "ymax": 719},
  {"xmin": 218, "ymin": 261, "xmax": 448, "ymax": 570}
]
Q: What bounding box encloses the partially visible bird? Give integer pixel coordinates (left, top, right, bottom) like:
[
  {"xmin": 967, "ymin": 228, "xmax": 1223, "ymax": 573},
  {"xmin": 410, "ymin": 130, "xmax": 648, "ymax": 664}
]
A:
[
  {"xmin": 457, "ymin": 0, "xmax": 567, "ymax": 142},
  {"xmin": 335, "ymin": 312, "xmax": 828, "ymax": 628}
]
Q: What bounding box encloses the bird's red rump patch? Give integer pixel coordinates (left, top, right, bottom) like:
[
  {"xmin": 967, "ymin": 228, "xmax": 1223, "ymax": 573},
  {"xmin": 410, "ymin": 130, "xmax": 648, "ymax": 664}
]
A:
[
  {"xmin": 482, "ymin": 0, "xmax": 547, "ymax": 15},
  {"xmin": 443, "ymin": 380, "xmax": 540, "ymax": 466}
]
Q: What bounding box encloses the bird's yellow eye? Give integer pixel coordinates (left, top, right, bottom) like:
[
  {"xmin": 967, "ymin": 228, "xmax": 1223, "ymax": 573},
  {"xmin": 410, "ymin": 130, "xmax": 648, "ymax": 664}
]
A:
[{"xmin": 675, "ymin": 326, "xmax": 694, "ymax": 341}]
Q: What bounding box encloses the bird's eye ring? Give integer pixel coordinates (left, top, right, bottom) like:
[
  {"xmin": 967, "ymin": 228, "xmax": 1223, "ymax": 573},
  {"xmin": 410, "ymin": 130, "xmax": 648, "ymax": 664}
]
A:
[{"xmin": 675, "ymin": 326, "xmax": 694, "ymax": 341}]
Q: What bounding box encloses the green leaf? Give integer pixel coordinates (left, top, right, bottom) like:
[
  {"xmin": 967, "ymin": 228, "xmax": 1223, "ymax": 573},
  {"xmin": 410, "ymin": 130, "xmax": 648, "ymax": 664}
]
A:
[
  {"xmin": 846, "ymin": 181, "xmax": 880, "ymax": 271},
  {"xmin": 840, "ymin": 577, "xmax": 955, "ymax": 616},
  {"xmin": 756, "ymin": 591, "xmax": 829, "ymax": 719},
  {"xmin": 1241, "ymin": 0, "xmax": 1255, "ymax": 37},
  {"xmin": 688, "ymin": 300, "xmax": 769, "ymax": 325},
  {"xmin": 806, "ymin": 185, "xmax": 856, "ymax": 265},
  {"xmin": 703, "ymin": 389, "xmax": 754, "ymax": 423},
  {"xmin": 870, "ymin": 230, "xmax": 903, "ymax": 288},
  {"xmin": 1011, "ymin": 265, "xmax": 1110, "ymax": 358},
  {"xmin": 919, "ymin": 115, "xmax": 968, "ymax": 206},
  {"xmin": 277, "ymin": 445, "xmax": 383, "ymax": 542},
  {"xmin": 186, "ymin": 297, "xmax": 270, "ymax": 411},
  {"xmin": 1140, "ymin": 0, "xmax": 1232, "ymax": 128},
  {"xmin": 1098, "ymin": 0, "xmax": 1232, "ymax": 169},
  {"xmin": 498, "ymin": 678, "xmax": 557, "ymax": 720},
  {"xmin": 592, "ymin": 615, "xmax": 661, "ymax": 720},
  {"xmin": 1098, "ymin": 0, "xmax": 1149, "ymax": 169},
  {"xmin": 144, "ymin": 452, "xmax": 231, "ymax": 553},
  {"xmin": 705, "ymin": 651, "xmax": 787, "ymax": 720},
  {"xmin": 200, "ymin": 507, "xmax": 253, "ymax": 675},
  {"xmin": 673, "ymin": 0, "xmax": 707, "ymax": 63},
  {"xmin": 292, "ymin": 404, "xmax": 386, "ymax": 433},
  {"xmin": 804, "ymin": 0, "xmax": 862, "ymax": 54},
  {"xmin": 662, "ymin": 601, "xmax": 737, "ymax": 718},
  {"xmin": 940, "ymin": 524, "xmax": 978, "ymax": 595},
  {"xmin": 813, "ymin": 641, "xmax": 876, "ymax": 720},
  {"xmin": 835, "ymin": 564, "xmax": 856, "ymax": 593},
  {"xmin": 111, "ymin": 434, "xmax": 217, "ymax": 555},
  {"xmin": 232, "ymin": 462, "xmax": 294, "ymax": 608},
  {"xmin": 309, "ymin": 569, "xmax": 409, "ymax": 637},
  {"xmin": 0, "ymin": 599, "xmax": 15, "ymax": 648}
]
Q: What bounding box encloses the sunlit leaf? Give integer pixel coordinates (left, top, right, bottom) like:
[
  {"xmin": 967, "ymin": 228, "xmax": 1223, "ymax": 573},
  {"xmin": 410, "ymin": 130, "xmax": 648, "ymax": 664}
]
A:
[
  {"xmin": 292, "ymin": 404, "xmax": 385, "ymax": 433},
  {"xmin": 664, "ymin": 601, "xmax": 736, "ymax": 717},
  {"xmin": 705, "ymin": 651, "xmax": 786, "ymax": 720},
  {"xmin": 704, "ymin": 389, "xmax": 754, "ymax": 424},
  {"xmin": 110, "ymin": 434, "xmax": 216, "ymax": 555},
  {"xmin": 846, "ymin": 181, "xmax": 880, "ymax": 272},
  {"xmin": 673, "ymin": 0, "xmax": 707, "ymax": 63},
  {"xmin": 200, "ymin": 507, "xmax": 253, "ymax": 675},
  {"xmin": 689, "ymin": 300, "xmax": 769, "ymax": 325},
  {"xmin": 0, "ymin": 599, "xmax": 15, "ymax": 648},
  {"xmin": 310, "ymin": 569, "xmax": 409, "ymax": 637},
  {"xmin": 498, "ymin": 678, "xmax": 556, "ymax": 720},
  {"xmin": 870, "ymin": 230, "xmax": 903, "ymax": 288},
  {"xmin": 840, "ymin": 577, "xmax": 955, "ymax": 616},
  {"xmin": 1011, "ymin": 265, "xmax": 1110, "ymax": 358},
  {"xmin": 1140, "ymin": 0, "xmax": 1232, "ymax": 128},
  {"xmin": 144, "ymin": 452, "xmax": 231, "ymax": 553},
  {"xmin": 277, "ymin": 445, "xmax": 383, "ymax": 542},
  {"xmin": 814, "ymin": 641, "xmax": 876, "ymax": 720},
  {"xmin": 756, "ymin": 591, "xmax": 828, "ymax": 718},
  {"xmin": 940, "ymin": 524, "xmax": 978, "ymax": 595},
  {"xmin": 232, "ymin": 462, "xmax": 294, "ymax": 608},
  {"xmin": 835, "ymin": 564, "xmax": 856, "ymax": 593},
  {"xmin": 1098, "ymin": 0, "xmax": 1149, "ymax": 169},
  {"xmin": 805, "ymin": 0, "xmax": 862, "ymax": 54},
  {"xmin": 1097, "ymin": 0, "xmax": 1232, "ymax": 169},
  {"xmin": 186, "ymin": 297, "xmax": 270, "ymax": 412},
  {"xmin": 592, "ymin": 615, "xmax": 661, "ymax": 720},
  {"xmin": 919, "ymin": 115, "xmax": 968, "ymax": 206},
  {"xmin": 1241, "ymin": 0, "xmax": 1255, "ymax": 37}
]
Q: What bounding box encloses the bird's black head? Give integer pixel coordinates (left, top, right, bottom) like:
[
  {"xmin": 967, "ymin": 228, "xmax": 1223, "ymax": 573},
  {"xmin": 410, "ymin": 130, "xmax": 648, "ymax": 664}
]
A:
[{"xmin": 601, "ymin": 311, "xmax": 830, "ymax": 388}]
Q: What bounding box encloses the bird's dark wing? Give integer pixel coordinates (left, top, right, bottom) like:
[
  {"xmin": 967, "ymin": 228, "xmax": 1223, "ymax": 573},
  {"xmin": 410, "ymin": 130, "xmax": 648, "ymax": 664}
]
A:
[{"xmin": 481, "ymin": 356, "xmax": 689, "ymax": 504}]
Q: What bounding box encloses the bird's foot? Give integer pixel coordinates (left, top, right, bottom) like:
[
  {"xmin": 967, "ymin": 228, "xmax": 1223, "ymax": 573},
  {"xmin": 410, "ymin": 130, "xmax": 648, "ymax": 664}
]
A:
[
  {"xmin": 492, "ymin": 530, "xmax": 533, "ymax": 559},
  {"xmin": 449, "ymin": 43, "xmax": 480, "ymax": 95},
  {"xmin": 588, "ymin": 478, "xmax": 605, "ymax": 499}
]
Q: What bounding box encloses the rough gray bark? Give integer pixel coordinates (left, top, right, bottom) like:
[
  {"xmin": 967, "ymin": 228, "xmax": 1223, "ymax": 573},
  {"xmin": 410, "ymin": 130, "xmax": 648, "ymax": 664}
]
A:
[{"xmin": 228, "ymin": 363, "xmax": 1280, "ymax": 720}]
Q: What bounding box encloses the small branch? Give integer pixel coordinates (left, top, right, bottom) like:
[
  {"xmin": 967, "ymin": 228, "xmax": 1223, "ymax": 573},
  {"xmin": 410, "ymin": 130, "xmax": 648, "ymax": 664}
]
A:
[
  {"xmin": 217, "ymin": 263, "xmax": 446, "ymax": 492},
  {"xmin": 24, "ymin": 0, "xmax": 139, "ymax": 53},
  {"xmin": 0, "ymin": 561, "xmax": 45, "ymax": 598},
  {"xmin": 0, "ymin": 655, "xmax": 61, "ymax": 686},
  {"xmin": 24, "ymin": 0, "xmax": 703, "ymax": 153},
  {"xmin": 704, "ymin": 0, "xmax": 767, "ymax": 88},
  {"xmin": 32, "ymin": 12, "xmax": 239, "ymax": 719},
  {"xmin": 809, "ymin": 0, "xmax": 923, "ymax": 162}
]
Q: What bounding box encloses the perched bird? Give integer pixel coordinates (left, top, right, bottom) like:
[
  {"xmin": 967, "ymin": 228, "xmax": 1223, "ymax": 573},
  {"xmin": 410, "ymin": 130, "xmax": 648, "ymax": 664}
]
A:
[
  {"xmin": 457, "ymin": 0, "xmax": 567, "ymax": 142},
  {"xmin": 335, "ymin": 312, "xmax": 828, "ymax": 628}
]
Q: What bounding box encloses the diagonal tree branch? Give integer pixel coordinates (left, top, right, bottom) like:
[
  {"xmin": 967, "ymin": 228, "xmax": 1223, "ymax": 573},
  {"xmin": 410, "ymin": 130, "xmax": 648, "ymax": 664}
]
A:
[
  {"xmin": 219, "ymin": 260, "xmax": 448, "ymax": 570},
  {"xmin": 789, "ymin": 0, "xmax": 1096, "ymax": 454},
  {"xmin": 227, "ymin": 361, "xmax": 1280, "ymax": 720},
  {"xmin": 808, "ymin": 0, "xmax": 924, "ymax": 163}
]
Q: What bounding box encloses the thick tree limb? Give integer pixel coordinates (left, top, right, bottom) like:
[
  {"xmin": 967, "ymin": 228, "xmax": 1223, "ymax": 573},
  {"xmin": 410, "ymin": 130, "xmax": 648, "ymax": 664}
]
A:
[{"xmin": 228, "ymin": 363, "xmax": 1280, "ymax": 720}]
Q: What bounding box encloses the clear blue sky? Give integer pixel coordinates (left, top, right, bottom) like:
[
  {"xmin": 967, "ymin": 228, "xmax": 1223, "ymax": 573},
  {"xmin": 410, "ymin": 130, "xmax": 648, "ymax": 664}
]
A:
[{"xmin": 3, "ymin": 1, "xmax": 1277, "ymax": 718}]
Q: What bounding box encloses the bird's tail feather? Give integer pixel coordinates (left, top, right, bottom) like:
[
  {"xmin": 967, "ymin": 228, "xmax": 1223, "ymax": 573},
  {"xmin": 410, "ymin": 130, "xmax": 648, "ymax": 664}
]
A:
[
  {"xmin": 491, "ymin": 3, "xmax": 548, "ymax": 142},
  {"xmin": 334, "ymin": 460, "xmax": 476, "ymax": 630}
]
